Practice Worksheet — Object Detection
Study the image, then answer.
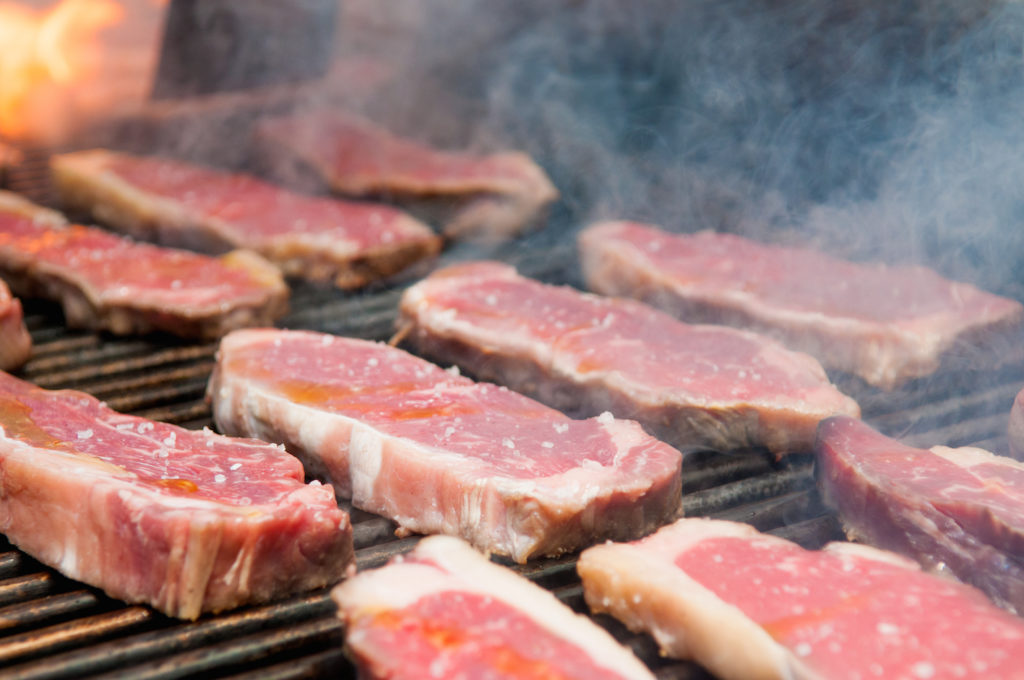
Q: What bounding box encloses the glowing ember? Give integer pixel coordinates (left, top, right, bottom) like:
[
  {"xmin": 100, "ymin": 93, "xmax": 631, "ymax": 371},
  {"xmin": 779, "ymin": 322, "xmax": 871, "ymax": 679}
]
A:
[{"xmin": 0, "ymin": 0, "xmax": 160, "ymax": 142}]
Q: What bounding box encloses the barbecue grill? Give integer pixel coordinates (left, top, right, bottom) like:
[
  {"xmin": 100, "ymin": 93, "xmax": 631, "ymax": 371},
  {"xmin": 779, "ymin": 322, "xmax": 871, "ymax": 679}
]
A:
[
  {"xmin": 3, "ymin": 145, "xmax": 1022, "ymax": 678},
  {"xmin": 2, "ymin": 1, "xmax": 1024, "ymax": 678}
]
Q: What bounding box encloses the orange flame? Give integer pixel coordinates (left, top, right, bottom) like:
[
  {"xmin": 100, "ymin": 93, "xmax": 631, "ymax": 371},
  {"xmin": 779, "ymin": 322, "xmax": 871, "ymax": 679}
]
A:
[{"xmin": 0, "ymin": 0, "xmax": 124, "ymax": 141}]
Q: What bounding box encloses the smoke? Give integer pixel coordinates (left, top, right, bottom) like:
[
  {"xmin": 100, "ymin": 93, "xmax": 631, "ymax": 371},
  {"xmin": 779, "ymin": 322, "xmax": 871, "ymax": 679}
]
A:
[{"xmin": 357, "ymin": 0, "xmax": 1024, "ymax": 294}]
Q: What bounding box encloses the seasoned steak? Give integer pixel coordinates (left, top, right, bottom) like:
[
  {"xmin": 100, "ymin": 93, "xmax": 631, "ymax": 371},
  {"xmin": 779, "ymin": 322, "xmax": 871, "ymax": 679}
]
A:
[
  {"xmin": 579, "ymin": 221, "xmax": 1024, "ymax": 389},
  {"xmin": 579, "ymin": 518, "xmax": 1024, "ymax": 680},
  {"xmin": 254, "ymin": 110, "xmax": 558, "ymax": 240},
  {"xmin": 333, "ymin": 535, "xmax": 656, "ymax": 680},
  {"xmin": 0, "ymin": 279, "xmax": 30, "ymax": 371},
  {"xmin": 208, "ymin": 328, "xmax": 682, "ymax": 562},
  {"xmin": 51, "ymin": 149, "xmax": 441, "ymax": 289},
  {"xmin": 398, "ymin": 261, "xmax": 859, "ymax": 456},
  {"xmin": 816, "ymin": 416, "xmax": 1024, "ymax": 614},
  {"xmin": 0, "ymin": 371, "xmax": 353, "ymax": 620},
  {"xmin": 0, "ymin": 191, "xmax": 287, "ymax": 340}
]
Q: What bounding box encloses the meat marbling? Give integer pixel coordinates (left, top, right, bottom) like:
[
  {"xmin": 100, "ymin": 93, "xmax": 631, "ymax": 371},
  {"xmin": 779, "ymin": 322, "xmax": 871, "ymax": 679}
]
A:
[
  {"xmin": 51, "ymin": 149, "xmax": 441, "ymax": 289},
  {"xmin": 579, "ymin": 221, "xmax": 1024, "ymax": 389},
  {"xmin": 254, "ymin": 110, "xmax": 559, "ymax": 240},
  {"xmin": 333, "ymin": 535, "xmax": 656, "ymax": 680},
  {"xmin": 208, "ymin": 328, "xmax": 683, "ymax": 562},
  {"xmin": 398, "ymin": 261, "xmax": 860, "ymax": 456},
  {"xmin": 0, "ymin": 191, "xmax": 287, "ymax": 340},
  {"xmin": 0, "ymin": 370, "xmax": 353, "ymax": 620},
  {"xmin": 0, "ymin": 279, "xmax": 30, "ymax": 371},
  {"xmin": 579, "ymin": 517, "xmax": 1024, "ymax": 680},
  {"xmin": 816, "ymin": 415, "xmax": 1024, "ymax": 615}
]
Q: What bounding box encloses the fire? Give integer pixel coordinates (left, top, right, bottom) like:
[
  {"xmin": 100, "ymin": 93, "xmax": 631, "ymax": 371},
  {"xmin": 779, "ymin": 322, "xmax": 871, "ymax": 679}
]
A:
[{"xmin": 0, "ymin": 0, "xmax": 124, "ymax": 141}]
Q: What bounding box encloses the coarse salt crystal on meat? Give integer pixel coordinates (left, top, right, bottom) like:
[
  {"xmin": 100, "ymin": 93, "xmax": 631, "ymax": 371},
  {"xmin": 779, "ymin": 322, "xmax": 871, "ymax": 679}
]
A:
[
  {"xmin": 208, "ymin": 328, "xmax": 683, "ymax": 562},
  {"xmin": 578, "ymin": 517, "xmax": 1024, "ymax": 680},
  {"xmin": 0, "ymin": 371, "xmax": 353, "ymax": 620}
]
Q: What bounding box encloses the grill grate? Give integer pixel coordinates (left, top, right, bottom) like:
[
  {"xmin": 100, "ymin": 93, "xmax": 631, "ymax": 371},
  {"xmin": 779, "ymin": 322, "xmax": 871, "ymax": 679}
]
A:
[{"xmin": 1, "ymin": 148, "xmax": 1022, "ymax": 678}]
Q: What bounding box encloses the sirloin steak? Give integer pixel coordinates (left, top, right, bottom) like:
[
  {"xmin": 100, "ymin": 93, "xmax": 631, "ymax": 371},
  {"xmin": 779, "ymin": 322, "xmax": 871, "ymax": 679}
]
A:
[
  {"xmin": 254, "ymin": 110, "xmax": 558, "ymax": 240},
  {"xmin": 398, "ymin": 261, "xmax": 859, "ymax": 456},
  {"xmin": 578, "ymin": 518, "xmax": 1024, "ymax": 680},
  {"xmin": 0, "ymin": 191, "xmax": 287, "ymax": 340},
  {"xmin": 51, "ymin": 149, "xmax": 441, "ymax": 289},
  {"xmin": 0, "ymin": 279, "xmax": 30, "ymax": 371},
  {"xmin": 208, "ymin": 328, "xmax": 683, "ymax": 562},
  {"xmin": 579, "ymin": 221, "xmax": 1024, "ymax": 389},
  {"xmin": 0, "ymin": 370, "xmax": 353, "ymax": 620},
  {"xmin": 333, "ymin": 535, "xmax": 656, "ymax": 680},
  {"xmin": 816, "ymin": 416, "xmax": 1024, "ymax": 615}
]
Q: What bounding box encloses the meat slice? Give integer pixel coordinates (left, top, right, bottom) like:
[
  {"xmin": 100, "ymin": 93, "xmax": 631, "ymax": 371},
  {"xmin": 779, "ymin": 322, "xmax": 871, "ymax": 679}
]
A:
[
  {"xmin": 578, "ymin": 517, "xmax": 1024, "ymax": 680},
  {"xmin": 816, "ymin": 416, "xmax": 1024, "ymax": 614},
  {"xmin": 333, "ymin": 535, "xmax": 656, "ymax": 680},
  {"xmin": 0, "ymin": 191, "xmax": 287, "ymax": 340},
  {"xmin": 50, "ymin": 149, "xmax": 441, "ymax": 289},
  {"xmin": 254, "ymin": 110, "xmax": 558, "ymax": 240},
  {"xmin": 579, "ymin": 221, "xmax": 1024, "ymax": 389},
  {"xmin": 208, "ymin": 328, "xmax": 682, "ymax": 562},
  {"xmin": 0, "ymin": 370, "xmax": 353, "ymax": 620},
  {"xmin": 0, "ymin": 279, "xmax": 30, "ymax": 371},
  {"xmin": 398, "ymin": 261, "xmax": 859, "ymax": 456}
]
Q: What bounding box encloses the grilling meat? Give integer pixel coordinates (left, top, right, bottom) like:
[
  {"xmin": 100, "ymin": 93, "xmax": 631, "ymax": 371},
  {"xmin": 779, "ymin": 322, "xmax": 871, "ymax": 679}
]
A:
[
  {"xmin": 398, "ymin": 261, "xmax": 859, "ymax": 456},
  {"xmin": 333, "ymin": 535, "xmax": 656, "ymax": 680},
  {"xmin": 0, "ymin": 370, "xmax": 353, "ymax": 620},
  {"xmin": 254, "ymin": 110, "xmax": 558, "ymax": 240},
  {"xmin": 209, "ymin": 329, "xmax": 682, "ymax": 562},
  {"xmin": 579, "ymin": 221, "xmax": 1024, "ymax": 389},
  {"xmin": 816, "ymin": 416, "xmax": 1024, "ymax": 615},
  {"xmin": 0, "ymin": 279, "xmax": 30, "ymax": 371},
  {"xmin": 0, "ymin": 191, "xmax": 287, "ymax": 340},
  {"xmin": 50, "ymin": 149, "xmax": 441, "ymax": 289},
  {"xmin": 578, "ymin": 517, "xmax": 1024, "ymax": 680}
]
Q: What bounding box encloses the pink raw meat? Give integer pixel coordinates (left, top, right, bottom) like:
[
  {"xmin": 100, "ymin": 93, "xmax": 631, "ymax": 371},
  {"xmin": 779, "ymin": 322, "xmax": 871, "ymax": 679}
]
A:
[
  {"xmin": 333, "ymin": 535, "xmax": 655, "ymax": 680},
  {"xmin": 816, "ymin": 416, "xmax": 1024, "ymax": 614},
  {"xmin": 0, "ymin": 191, "xmax": 287, "ymax": 340},
  {"xmin": 579, "ymin": 518, "xmax": 1024, "ymax": 680},
  {"xmin": 51, "ymin": 149, "xmax": 440, "ymax": 288},
  {"xmin": 208, "ymin": 328, "xmax": 682, "ymax": 562},
  {"xmin": 0, "ymin": 370, "xmax": 353, "ymax": 620},
  {"xmin": 0, "ymin": 278, "xmax": 30, "ymax": 370},
  {"xmin": 255, "ymin": 110, "xmax": 558, "ymax": 239},
  {"xmin": 579, "ymin": 221, "xmax": 1024, "ymax": 389},
  {"xmin": 398, "ymin": 261, "xmax": 859, "ymax": 455}
]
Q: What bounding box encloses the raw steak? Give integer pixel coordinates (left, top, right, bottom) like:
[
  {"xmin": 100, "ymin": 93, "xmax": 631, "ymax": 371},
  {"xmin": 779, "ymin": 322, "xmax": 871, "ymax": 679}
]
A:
[
  {"xmin": 0, "ymin": 279, "xmax": 30, "ymax": 371},
  {"xmin": 0, "ymin": 191, "xmax": 288, "ymax": 340},
  {"xmin": 816, "ymin": 415, "xmax": 1024, "ymax": 614},
  {"xmin": 333, "ymin": 535, "xmax": 656, "ymax": 680},
  {"xmin": 579, "ymin": 221, "xmax": 1024, "ymax": 389},
  {"xmin": 254, "ymin": 110, "xmax": 558, "ymax": 239},
  {"xmin": 578, "ymin": 517, "xmax": 1024, "ymax": 680},
  {"xmin": 1008, "ymin": 387, "xmax": 1024, "ymax": 459},
  {"xmin": 208, "ymin": 328, "xmax": 682, "ymax": 562},
  {"xmin": 0, "ymin": 370, "xmax": 353, "ymax": 620},
  {"xmin": 51, "ymin": 149, "xmax": 440, "ymax": 289},
  {"xmin": 398, "ymin": 261, "xmax": 859, "ymax": 456}
]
